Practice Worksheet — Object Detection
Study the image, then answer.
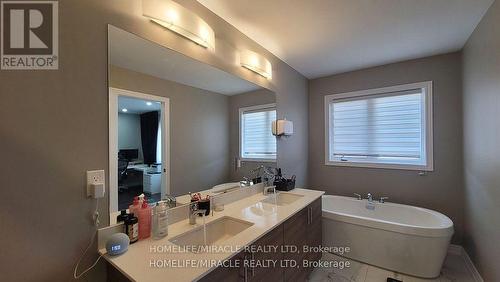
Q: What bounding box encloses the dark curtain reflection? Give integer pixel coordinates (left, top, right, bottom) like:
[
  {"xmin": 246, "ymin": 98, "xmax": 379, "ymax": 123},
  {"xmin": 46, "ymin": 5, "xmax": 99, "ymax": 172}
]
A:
[{"xmin": 140, "ymin": 111, "xmax": 159, "ymax": 165}]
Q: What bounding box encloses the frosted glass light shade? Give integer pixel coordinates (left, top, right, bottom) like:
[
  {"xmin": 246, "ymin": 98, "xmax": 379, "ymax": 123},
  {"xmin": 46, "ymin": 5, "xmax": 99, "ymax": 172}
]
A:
[
  {"xmin": 142, "ymin": 0, "xmax": 215, "ymax": 50},
  {"xmin": 239, "ymin": 49, "xmax": 272, "ymax": 79}
]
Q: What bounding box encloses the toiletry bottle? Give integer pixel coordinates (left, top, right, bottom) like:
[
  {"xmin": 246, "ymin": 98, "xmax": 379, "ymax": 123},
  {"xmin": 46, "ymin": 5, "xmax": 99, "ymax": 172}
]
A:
[
  {"xmin": 129, "ymin": 197, "xmax": 140, "ymax": 215},
  {"xmin": 124, "ymin": 213, "xmax": 139, "ymax": 244},
  {"xmin": 138, "ymin": 201, "xmax": 152, "ymax": 239},
  {"xmin": 152, "ymin": 201, "xmax": 168, "ymax": 239},
  {"xmin": 116, "ymin": 210, "xmax": 128, "ymax": 223}
]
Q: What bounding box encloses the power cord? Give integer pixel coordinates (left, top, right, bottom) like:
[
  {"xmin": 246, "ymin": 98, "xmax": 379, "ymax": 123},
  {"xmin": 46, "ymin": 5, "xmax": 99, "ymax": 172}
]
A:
[{"xmin": 73, "ymin": 199, "xmax": 103, "ymax": 279}]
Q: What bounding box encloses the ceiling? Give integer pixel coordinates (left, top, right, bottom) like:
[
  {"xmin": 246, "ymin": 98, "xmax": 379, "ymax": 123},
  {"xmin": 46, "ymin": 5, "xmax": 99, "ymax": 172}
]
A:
[
  {"xmin": 118, "ymin": 96, "xmax": 161, "ymax": 114},
  {"xmin": 198, "ymin": 0, "xmax": 494, "ymax": 79},
  {"xmin": 109, "ymin": 26, "xmax": 261, "ymax": 95}
]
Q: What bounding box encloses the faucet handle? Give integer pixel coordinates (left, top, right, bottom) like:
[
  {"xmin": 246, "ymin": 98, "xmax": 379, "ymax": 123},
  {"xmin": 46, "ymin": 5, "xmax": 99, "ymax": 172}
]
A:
[
  {"xmin": 353, "ymin": 193, "xmax": 362, "ymax": 200},
  {"xmin": 379, "ymin": 197, "xmax": 389, "ymax": 203}
]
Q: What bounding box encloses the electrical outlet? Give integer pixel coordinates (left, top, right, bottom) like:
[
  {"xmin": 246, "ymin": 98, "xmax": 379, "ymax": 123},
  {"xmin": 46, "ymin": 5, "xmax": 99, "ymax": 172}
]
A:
[{"xmin": 87, "ymin": 170, "xmax": 105, "ymax": 198}]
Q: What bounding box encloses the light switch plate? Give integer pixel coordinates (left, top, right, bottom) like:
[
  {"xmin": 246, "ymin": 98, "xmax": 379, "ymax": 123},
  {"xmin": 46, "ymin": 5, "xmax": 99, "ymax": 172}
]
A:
[{"xmin": 87, "ymin": 170, "xmax": 105, "ymax": 198}]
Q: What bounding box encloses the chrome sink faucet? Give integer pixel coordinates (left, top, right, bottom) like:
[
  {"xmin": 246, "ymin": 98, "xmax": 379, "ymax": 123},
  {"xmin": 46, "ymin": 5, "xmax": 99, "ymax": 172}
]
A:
[
  {"xmin": 162, "ymin": 194, "xmax": 177, "ymax": 208},
  {"xmin": 367, "ymin": 193, "xmax": 373, "ymax": 203},
  {"xmin": 189, "ymin": 202, "xmax": 207, "ymax": 225},
  {"xmin": 240, "ymin": 177, "xmax": 253, "ymax": 187},
  {"xmin": 263, "ymin": 186, "xmax": 276, "ymax": 196}
]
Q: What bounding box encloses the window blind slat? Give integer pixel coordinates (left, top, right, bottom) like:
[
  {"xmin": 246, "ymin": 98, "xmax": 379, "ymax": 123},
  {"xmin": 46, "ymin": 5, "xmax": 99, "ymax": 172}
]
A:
[{"xmin": 330, "ymin": 91, "xmax": 424, "ymax": 162}]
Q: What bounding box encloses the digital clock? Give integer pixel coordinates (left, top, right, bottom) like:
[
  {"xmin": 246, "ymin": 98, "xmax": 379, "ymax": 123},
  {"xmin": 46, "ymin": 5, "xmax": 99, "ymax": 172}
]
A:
[{"xmin": 106, "ymin": 233, "xmax": 129, "ymax": 256}]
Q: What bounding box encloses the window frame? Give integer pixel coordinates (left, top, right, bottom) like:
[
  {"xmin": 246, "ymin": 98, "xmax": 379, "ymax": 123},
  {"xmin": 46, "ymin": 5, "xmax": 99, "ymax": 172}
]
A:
[
  {"xmin": 324, "ymin": 81, "xmax": 434, "ymax": 171},
  {"xmin": 239, "ymin": 103, "xmax": 277, "ymax": 162}
]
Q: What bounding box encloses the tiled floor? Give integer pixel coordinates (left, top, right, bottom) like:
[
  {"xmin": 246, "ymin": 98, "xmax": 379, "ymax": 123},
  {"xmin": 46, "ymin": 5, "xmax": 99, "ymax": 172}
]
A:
[{"xmin": 308, "ymin": 252, "xmax": 476, "ymax": 282}]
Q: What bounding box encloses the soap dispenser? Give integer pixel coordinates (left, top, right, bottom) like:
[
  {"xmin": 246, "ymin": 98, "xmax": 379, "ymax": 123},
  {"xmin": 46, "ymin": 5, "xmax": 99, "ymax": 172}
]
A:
[{"xmin": 152, "ymin": 201, "xmax": 169, "ymax": 239}]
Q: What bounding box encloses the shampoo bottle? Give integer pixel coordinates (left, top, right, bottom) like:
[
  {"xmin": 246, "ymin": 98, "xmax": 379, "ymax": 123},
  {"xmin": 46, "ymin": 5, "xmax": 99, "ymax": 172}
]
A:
[
  {"xmin": 138, "ymin": 201, "xmax": 152, "ymax": 239},
  {"xmin": 129, "ymin": 197, "xmax": 140, "ymax": 215}
]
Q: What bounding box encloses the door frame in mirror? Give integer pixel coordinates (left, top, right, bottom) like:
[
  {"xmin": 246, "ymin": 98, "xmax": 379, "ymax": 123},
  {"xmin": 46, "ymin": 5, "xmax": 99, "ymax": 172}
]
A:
[{"xmin": 108, "ymin": 87, "xmax": 171, "ymax": 217}]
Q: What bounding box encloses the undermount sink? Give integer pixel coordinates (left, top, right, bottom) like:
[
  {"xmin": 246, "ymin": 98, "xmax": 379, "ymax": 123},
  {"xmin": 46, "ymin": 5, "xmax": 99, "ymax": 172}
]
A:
[
  {"xmin": 169, "ymin": 216, "xmax": 253, "ymax": 252},
  {"xmin": 245, "ymin": 202, "xmax": 278, "ymax": 216},
  {"xmin": 260, "ymin": 192, "xmax": 304, "ymax": 206}
]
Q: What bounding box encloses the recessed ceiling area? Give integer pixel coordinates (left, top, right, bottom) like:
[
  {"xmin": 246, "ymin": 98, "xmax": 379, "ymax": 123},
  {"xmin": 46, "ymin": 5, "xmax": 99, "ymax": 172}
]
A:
[
  {"xmin": 118, "ymin": 96, "xmax": 161, "ymax": 114},
  {"xmin": 198, "ymin": 0, "xmax": 494, "ymax": 79},
  {"xmin": 109, "ymin": 26, "xmax": 261, "ymax": 95}
]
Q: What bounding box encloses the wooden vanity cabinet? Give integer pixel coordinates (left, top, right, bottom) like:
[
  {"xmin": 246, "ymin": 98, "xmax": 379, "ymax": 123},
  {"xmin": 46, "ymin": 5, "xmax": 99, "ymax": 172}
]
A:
[
  {"xmin": 282, "ymin": 197, "xmax": 322, "ymax": 280},
  {"xmin": 306, "ymin": 197, "xmax": 322, "ymax": 263},
  {"xmin": 248, "ymin": 223, "xmax": 284, "ymax": 281},
  {"xmin": 200, "ymin": 224, "xmax": 283, "ymax": 282},
  {"xmin": 283, "ymin": 207, "xmax": 309, "ymax": 281}
]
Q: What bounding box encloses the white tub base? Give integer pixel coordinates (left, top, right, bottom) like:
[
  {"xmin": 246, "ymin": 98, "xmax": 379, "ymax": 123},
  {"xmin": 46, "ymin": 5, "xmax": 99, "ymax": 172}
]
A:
[
  {"xmin": 323, "ymin": 217, "xmax": 450, "ymax": 278},
  {"xmin": 322, "ymin": 195, "xmax": 453, "ymax": 278}
]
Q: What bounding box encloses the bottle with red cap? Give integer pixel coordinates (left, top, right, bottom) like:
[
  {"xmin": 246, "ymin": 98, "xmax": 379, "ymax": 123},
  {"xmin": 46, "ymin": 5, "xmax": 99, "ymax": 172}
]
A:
[{"xmin": 138, "ymin": 201, "xmax": 152, "ymax": 239}]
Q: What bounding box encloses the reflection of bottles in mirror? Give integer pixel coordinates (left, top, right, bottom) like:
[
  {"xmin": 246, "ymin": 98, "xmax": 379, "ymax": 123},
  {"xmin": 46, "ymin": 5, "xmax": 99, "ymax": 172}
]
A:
[{"xmin": 152, "ymin": 201, "xmax": 169, "ymax": 239}]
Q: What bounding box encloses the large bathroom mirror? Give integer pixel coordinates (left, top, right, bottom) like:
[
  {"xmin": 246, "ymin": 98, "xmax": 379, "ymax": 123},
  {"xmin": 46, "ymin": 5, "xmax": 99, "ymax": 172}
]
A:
[{"xmin": 107, "ymin": 25, "xmax": 277, "ymax": 221}]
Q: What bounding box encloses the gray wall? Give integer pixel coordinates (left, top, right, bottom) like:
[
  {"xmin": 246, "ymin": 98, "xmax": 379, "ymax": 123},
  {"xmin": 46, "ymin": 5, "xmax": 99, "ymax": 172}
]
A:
[
  {"xmin": 111, "ymin": 65, "xmax": 231, "ymax": 196},
  {"xmin": 308, "ymin": 52, "xmax": 464, "ymax": 243},
  {"xmin": 462, "ymin": 0, "xmax": 500, "ymax": 280},
  {"xmin": 228, "ymin": 89, "xmax": 277, "ymax": 181},
  {"xmin": 118, "ymin": 113, "xmax": 143, "ymax": 160},
  {"xmin": 0, "ymin": 0, "xmax": 308, "ymax": 280}
]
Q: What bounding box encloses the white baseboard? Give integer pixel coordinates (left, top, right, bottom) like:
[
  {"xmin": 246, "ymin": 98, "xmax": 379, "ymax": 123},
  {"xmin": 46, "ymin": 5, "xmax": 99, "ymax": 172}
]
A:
[{"xmin": 448, "ymin": 244, "xmax": 483, "ymax": 282}]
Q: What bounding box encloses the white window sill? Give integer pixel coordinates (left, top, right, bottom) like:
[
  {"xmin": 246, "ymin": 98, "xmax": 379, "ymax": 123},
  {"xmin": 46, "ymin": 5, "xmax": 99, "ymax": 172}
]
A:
[
  {"xmin": 241, "ymin": 158, "xmax": 277, "ymax": 163},
  {"xmin": 325, "ymin": 160, "xmax": 433, "ymax": 171}
]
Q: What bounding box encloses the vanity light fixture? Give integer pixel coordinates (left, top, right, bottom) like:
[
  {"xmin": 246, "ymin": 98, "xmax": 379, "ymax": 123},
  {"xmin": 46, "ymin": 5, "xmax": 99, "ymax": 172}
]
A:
[
  {"xmin": 142, "ymin": 0, "xmax": 215, "ymax": 51},
  {"xmin": 122, "ymin": 108, "xmax": 128, "ymax": 113},
  {"xmin": 239, "ymin": 49, "xmax": 272, "ymax": 79}
]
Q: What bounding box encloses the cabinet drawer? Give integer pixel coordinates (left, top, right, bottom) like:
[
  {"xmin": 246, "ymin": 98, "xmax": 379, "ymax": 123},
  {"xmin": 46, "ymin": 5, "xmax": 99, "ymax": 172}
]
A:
[
  {"xmin": 199, "ymin": 251, "xmax": 246, "ymax": 282},
  {"xmin": 249, "ymin": 224, "xmax": 283, "ymax": 281}
]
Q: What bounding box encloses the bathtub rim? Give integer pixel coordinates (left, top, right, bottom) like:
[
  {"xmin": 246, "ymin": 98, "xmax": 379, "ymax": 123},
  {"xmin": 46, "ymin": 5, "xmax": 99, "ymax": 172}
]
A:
[{"xmin": 322, "ymin": 195, "xmax": 454, "ymax": 238}]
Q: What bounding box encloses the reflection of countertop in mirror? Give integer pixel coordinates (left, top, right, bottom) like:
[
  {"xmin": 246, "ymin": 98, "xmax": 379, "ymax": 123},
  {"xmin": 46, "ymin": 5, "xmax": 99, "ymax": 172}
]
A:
[
  {"xmin": 100, "ymin": 188, "xmax": 324, "ymax": 282},
  {"xmin": 127, "ymin": 163, "xmax": 161, "ymax": 174}
]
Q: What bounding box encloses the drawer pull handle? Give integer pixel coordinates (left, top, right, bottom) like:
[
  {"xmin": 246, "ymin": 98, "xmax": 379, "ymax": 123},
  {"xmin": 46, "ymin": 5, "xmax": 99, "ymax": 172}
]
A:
[{"xmin": 251, "ymin": 252, "xmax": 255, "ymax": 277}]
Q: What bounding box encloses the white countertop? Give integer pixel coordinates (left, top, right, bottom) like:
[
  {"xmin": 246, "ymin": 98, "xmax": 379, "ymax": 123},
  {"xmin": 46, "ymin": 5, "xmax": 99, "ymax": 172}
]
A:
[{"xmin": 101, "ymin": 188, "xmax": 324, "ymax": 282}]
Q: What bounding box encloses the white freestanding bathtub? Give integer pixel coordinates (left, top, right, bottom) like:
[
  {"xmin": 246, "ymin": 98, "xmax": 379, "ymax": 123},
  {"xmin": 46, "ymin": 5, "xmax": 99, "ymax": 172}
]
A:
[{"xmin": 322, "ymin": 195, "xmax": 454, "ymax": 278}]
